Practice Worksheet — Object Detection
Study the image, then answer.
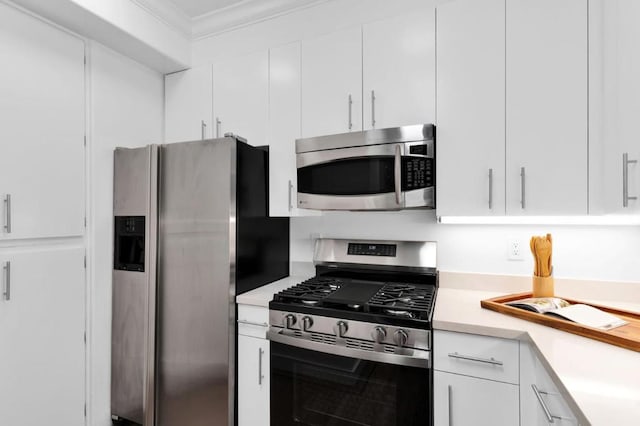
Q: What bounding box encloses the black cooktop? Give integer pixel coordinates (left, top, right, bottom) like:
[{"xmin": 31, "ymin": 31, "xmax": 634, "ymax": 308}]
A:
[{"xmin": 270, "ymin": 274, "xmax": 438, "ymax": 327}]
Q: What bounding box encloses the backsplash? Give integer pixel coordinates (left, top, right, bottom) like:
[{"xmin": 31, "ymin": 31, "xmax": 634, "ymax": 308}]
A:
[{"xmin": 291, "ymin": 211, "xmax": 640, "ymax": 283}]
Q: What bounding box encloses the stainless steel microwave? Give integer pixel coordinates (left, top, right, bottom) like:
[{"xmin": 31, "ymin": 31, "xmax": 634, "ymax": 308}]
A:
[{"xmin": 295, "ymin": 124, "xmax": 435, "ymax": 211}]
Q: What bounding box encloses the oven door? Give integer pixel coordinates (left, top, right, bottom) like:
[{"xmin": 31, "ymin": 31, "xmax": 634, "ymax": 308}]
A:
[
  {"xmin": 296, "ymin": 142, "xmax": 435, "ymax": 211},
  {"xmin": 269, "ymin": 331, "xmax": 432, "ymax": 426}
]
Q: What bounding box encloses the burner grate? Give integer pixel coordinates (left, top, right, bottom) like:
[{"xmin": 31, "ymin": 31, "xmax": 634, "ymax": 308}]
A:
[
  {"xmin": 273, "ymin": 276, "xmax": 342, "ymax": 304},
  {"xmin": 367, "ymin": 283, "xmax": 436, "ymax": 320}
]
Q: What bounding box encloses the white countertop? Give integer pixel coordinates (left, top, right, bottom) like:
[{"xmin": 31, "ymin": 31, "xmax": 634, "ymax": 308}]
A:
[{"xmin": 237, "ymin": 272, "xmax": 640, "ymax": 425}]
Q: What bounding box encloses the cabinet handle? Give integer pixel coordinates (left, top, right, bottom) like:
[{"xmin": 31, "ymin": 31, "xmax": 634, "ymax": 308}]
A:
[
  {"xmin": 3, "ymin": 194, "xmax": 11, "ymax": 234},
  {"xmin": 520, "ymin": 167, "xmax": 526, "ymax": 209},
  {"xmin": 258, "ymin": 347, "xmax": 264, "ymax": 386},
  {"xmin": 531, "ymin": 384, "xmax": 555, "ymax": 423},
  {"xmin": 288, "ymin": 180, "xmax": 293, "ymax": 212},
  {"xmin": 448, "ymin": 384, "xmax": 453, "ymax": 426},
  {"xmin": 623, "ymin": 153, "xmax": 637, "ymax": 207},
  {"xmin": 3, "ymin": 261, "xmax": 10, "ymax": 301},
  {"xmin": 371, "ymin": 90, "xmax": 376, "ymax": 128},
  {"xmin": 201, "ymin": 120, "xmax": 207, "ymax": 140},
  {"xmin": 216, "ymin": 117, "xmax": 221, "ymax": 138},
  {"xmin": 488, "ymin": 168, "xmax": 493, "ymax": 210},
  {"xmin": 348, "ymin": 94, "xmax": 353, "ymax": 130},
  {"xmin": 237, "ymin": 319, "xmax": 268, "ymax": 327},
  {"xmin": 447, "ymin": 352, "xmax": 504, "ymax": 366},
  {"xmin": 394, "ymin": 145, "xmax": 402, "ymax": 205}
]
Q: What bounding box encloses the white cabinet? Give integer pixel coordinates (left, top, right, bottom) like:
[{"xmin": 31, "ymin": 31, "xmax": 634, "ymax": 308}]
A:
[
  {"xmin": 362, "ymin": 11, "xmax": 436, "ymax": 130},
  {"xmin": 506, "ymin": 0, "xmax": 588, "ymax": 215},
  {"xmin": 213, "ymin": 50, "xmax": 269, "ymax": 146},
  {"xmin": 237, "ymin": 304, "xmax": 269, "ymax": 426},
  {"xmin": 436, "ymin": 0, "xmax": 506, "ymax": 216},
  {"xmin": 0, "ymin": 1, "xmax": 85, "ymax": 240},
  {"xmin": 165, "ymin": 65, "xmax": 213, "ymax": 143},
  {"xmin": 301, "ymin": 27, "xmax": 362, "ymax": 138},
  {"xmin": 0, "ymin": 247, "xmax": 85, "ymax": 426},
  {"xmin": 434, "ymin": 370, "xmax": 520, "ymax": 426},
  {"xmin": 521, "ymin": 344, "xmax": 579, "ymax": 425}
]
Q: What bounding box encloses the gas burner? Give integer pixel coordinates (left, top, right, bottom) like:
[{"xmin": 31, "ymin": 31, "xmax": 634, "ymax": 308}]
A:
[
  {"xmin": 384, "ymin": 309, "xmax": 416, "ymax": 318},
  {"xmin": 368, "ymin": 282, "xmax": 436, "ymax": 321},
  {"xmin": 272, "ymin": 276, "xmax": 343, "ymax": 305}
]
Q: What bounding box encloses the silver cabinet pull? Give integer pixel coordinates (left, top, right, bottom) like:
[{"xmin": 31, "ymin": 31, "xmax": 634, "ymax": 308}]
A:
[
  {"xmin": 623, "ymin": 153, "xmax": 637, "ymax": 207},
  {"xmin": 447, "ymin": 352, "xmax": 504, "ymax": 366},
  {"xmin": 394, "ymin": 145, "xmax": 402, "ymax": 205},
  {"xmin": 288, "ymin": 180, "xmax": 293, "ymax": 212},
  {"xmin": 216, "ymin": 117, "xmax": 221, "ymax": 138},
  {"xmin": 237, "ymin": 319, "xmax": 268, "ymax": 327},
  {"xmin": 520, "ymin": 167, "xmax": 526, "ymax": 209},
  {"xmin": 258, "ymin": 347, "xmax": 264, "ymax": 386},
  {"xmin": 448, "ymin": 384, "xmax": 453, "ymax": 426},
  {"xmin": 201, "ymin": 120, "xmax": 207, "ymax": 140},
  {"xmin": 3, "ymin": 194, "xmax": 11, "ymax": 233},
  {"xmin": 371, "ymin": 90, "xmax": 376, "ymax": 128},
  {"xmin": 348, "ymin": 94, "xmax": 353, "ymax": 130},
  {"xmin": 3, "ymin": 262, "xmax": 10, "ymax": 301},
  {"xmin": 531, "ymin": 384, "xmax": 555, "ymax": 423},
  {"xmin": 488, "ymin": 168, "xmax": 494, "ymax": 210}
]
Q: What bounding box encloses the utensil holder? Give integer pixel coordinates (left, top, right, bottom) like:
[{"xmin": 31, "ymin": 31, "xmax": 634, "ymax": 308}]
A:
[{"xmin": 532, "ymin": 276, "xmax": 554, "ymax": 298}]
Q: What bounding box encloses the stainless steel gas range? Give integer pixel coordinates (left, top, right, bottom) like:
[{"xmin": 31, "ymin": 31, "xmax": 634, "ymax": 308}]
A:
[{"xmin": 268, "ymin": 238, "xmax": 438, "ymax": 426}]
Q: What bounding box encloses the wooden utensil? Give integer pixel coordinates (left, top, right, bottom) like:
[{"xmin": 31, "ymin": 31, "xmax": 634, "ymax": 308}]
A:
[{"xmin": 530, "ymin": 237, "xmax": 538, "ymax": 276}]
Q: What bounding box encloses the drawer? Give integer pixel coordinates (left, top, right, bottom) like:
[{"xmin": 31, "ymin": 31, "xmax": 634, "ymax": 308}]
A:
[
  {"xmin": 238, "ymin": 304, "xmax": 269, "ymax": 338},
  {"xmin": 434, "ymin": 330, "xmax": 519, "ymax": 384}
]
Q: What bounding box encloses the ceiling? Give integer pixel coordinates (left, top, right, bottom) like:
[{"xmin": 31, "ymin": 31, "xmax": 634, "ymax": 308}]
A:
[{"xmin": 168, "ymin": 0, "xmax": 245, "ymax": 18}]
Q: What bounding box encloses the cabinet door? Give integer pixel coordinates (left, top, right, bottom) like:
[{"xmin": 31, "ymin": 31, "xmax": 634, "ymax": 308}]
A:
[
  {"xmin": 165, "ymin": 65, "xmax": 213, "ymax": 143},
  {"xmin": 237, "ymin": 335, "xmax": 269, "ymax": 426},
  {"xmin": 436, "ymin": 0, "xmax": 506, "ymax": 216},
  {"xmin": 0, "ymin": 247, "xmax": 85, "ymax": 426},
  {"xmin": 301, "ymin": 27, "xmax": 362, "ymax": 138},
  {"xmin": 363, "ymin": 10, "xmax": 435, "ymax": 130},
  {"xmin": 0, "ymin": 2, "xmax": 85, "ymax": 239},
  {"xmin": 213, "ymin": 50, "xmax": 269, "ymax": 146},
  {"xmin": 434, "ymin": 371, "xmax": 519, "ymax": 426},
  {"xmin": 506, "ymin": 0, "xmax": 588, "ymax": 215}
]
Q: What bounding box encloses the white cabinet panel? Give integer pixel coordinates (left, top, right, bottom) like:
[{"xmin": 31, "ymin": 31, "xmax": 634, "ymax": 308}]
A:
[
  {"xmin": 213, "ymin": 50, "xmax": 269, "ymax": 146},
  {"xmin": 0, "ymin": 247, "xmax": 85, "ymax": 426},
  {"xmin": 506, "ymin": 0, "xmax": 588, "ymax": 215},
  {"xmin": 436, "ymin": 0, "xmax": 506, "ymax": 216},
  {"xmin": 0, "ymin": 2, "xmax": 85, "ymax": 239},
  {"xmin": 164, "ymin": 65, "xmax": 213, "ymax": 143},
  {"xmin": 434, "ymin": 370, "xmax": 520, "ymax": 426},
  {"xmin": 237, "ymin": 335, "xmax": 269, "ymax": 426},
  {"xmin": 302, "ymin": 27, "xmax": 362, "ymax": 138},
  {"xmin": 363, "ymin": 11, "xmax": 435, "ymax": 130}
]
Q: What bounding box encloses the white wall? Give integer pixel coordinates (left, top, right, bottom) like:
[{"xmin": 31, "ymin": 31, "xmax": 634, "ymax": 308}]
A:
[{"xmin": 87, "ymin": 41, "xmax": 164, "ymax": 426}]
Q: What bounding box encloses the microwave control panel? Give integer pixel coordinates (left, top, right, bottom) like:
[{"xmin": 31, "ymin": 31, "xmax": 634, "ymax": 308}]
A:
[{"xmin": 403, "ymin": 157, "xmax": 434, "ymax": 190}]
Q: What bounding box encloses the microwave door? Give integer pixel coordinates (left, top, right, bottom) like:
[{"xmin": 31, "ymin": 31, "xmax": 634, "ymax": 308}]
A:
[{"xmin": 296, "ymin": 143, "xmax": 405, "ymax": 211}]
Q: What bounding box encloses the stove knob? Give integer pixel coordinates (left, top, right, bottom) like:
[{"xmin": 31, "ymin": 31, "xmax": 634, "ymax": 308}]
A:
[
  {"xmin": 302, "ymin": 316, "xmax": 314, "ymax": 332},
  {"xmin": 334, "ymin": 321, "xmax": 348, "ymax": 337},
  {"xmin": 394, "ymin": 329, "xmax": 409, "ymax": 347},
  {"xmin": 371, "ymin": 326, "xmax": 387, "ymax": 343},
  {"xmin": 284, "ymin": 314, "xmax": 297, "ymax": 329}
]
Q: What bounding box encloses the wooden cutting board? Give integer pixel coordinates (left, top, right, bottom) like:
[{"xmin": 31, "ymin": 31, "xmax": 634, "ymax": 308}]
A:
[{"xmin": 481, "ymin": 292, "xmax": 640, "ymax": 352}]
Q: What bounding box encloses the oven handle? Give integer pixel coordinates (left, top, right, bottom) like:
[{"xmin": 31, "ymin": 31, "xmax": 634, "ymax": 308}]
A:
[{"xmin": 267, "ymin": 329, "xmax": 430, "ymax": 369}]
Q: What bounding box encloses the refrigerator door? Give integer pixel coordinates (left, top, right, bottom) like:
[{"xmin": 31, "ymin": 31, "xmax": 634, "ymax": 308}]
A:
[
  {"xmin": 156, "ymin": 138, "xmax": 236, "ymax": 426},
  {"xmin": 112, "ymin": 145, "xmax": 159, "ymax": 425}
]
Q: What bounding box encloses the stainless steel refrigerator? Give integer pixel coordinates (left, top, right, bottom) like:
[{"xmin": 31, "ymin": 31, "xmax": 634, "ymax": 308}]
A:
[{"xmin": 111, "ymin": 136, "xmax": 289, "ymax": 426}]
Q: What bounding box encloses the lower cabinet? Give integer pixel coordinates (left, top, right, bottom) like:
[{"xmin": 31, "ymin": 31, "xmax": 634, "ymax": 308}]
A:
[{"xmin": 434, "ymin": 370, "xmax": 520, "ymax": 426}]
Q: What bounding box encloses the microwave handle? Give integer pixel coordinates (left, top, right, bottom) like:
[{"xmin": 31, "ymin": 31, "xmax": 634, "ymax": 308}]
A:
[{"xmin": 394, "ymin": 145, "xmax": 402, "ymax": 205}]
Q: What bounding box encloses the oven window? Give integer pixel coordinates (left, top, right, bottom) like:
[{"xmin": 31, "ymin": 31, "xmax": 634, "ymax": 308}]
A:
[{"xmin": 271, "ymin": 342, "xmax": 431, "ymax": 426}]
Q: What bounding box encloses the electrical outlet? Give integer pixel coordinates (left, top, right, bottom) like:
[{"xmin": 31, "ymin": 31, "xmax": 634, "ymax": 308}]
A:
[{"xmin": 507, "ymin": 238, "xmax": 525, "ymax": 261}]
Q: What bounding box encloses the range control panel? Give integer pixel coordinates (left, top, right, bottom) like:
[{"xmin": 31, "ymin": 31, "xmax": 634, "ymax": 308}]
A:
[{"xmin": 347, "ymin": 243, "xmax": 397, "ymax": 257}]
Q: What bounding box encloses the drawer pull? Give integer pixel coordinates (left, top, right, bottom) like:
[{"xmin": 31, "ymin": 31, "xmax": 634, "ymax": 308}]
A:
[
  {"xmin": 238, "ymin": 319, "xmax": 268, "ymax": 327},
  {"xmin": 447, "ymin": 352, "xmax": 504, "ymax": 366},
  {"xmin": 531, "ymin": 384, "xmax": 556, "ymax": 423}
]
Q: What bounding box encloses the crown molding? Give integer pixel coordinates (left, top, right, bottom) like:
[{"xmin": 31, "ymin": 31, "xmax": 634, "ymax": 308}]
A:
[
  {"xmin": 192, "ymin": 0, "xmax": 331, "ymax": 39},
  {"xmin": 131, "ymin": 0, "xmax": 192, "ymax": 37}
]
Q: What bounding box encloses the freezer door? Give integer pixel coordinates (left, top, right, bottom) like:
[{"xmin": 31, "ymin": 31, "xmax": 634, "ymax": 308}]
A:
[{"xmin": 156, "ymin": 138, "xmax": 235, "ymax": 426}]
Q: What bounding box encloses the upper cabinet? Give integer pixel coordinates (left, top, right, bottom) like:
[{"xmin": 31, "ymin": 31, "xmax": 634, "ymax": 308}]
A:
[
  {"xmin": 0, "ymin": 2, "xmax": 85, "ymax": 240},
  {"xmin": 589, "ymin": 0, "xmax": 640, "ymax": 215},
  {"xmin": 301, "ymin": 28, "xmax": 362, "ymax": 138},
  {"xmin": 506, "ymin": 0, "xmax": 588, "ymax": 216},
  {"xmin": 213, "ymin": 50, "xmax": 269, "ymax": 146},
  {"xmin": 165, "ymin": 65, "xmax": 213, "ymax": 143},
  {"xmin": 362, "ymin": 12, "xmax": 436, "ymax": 130}
]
